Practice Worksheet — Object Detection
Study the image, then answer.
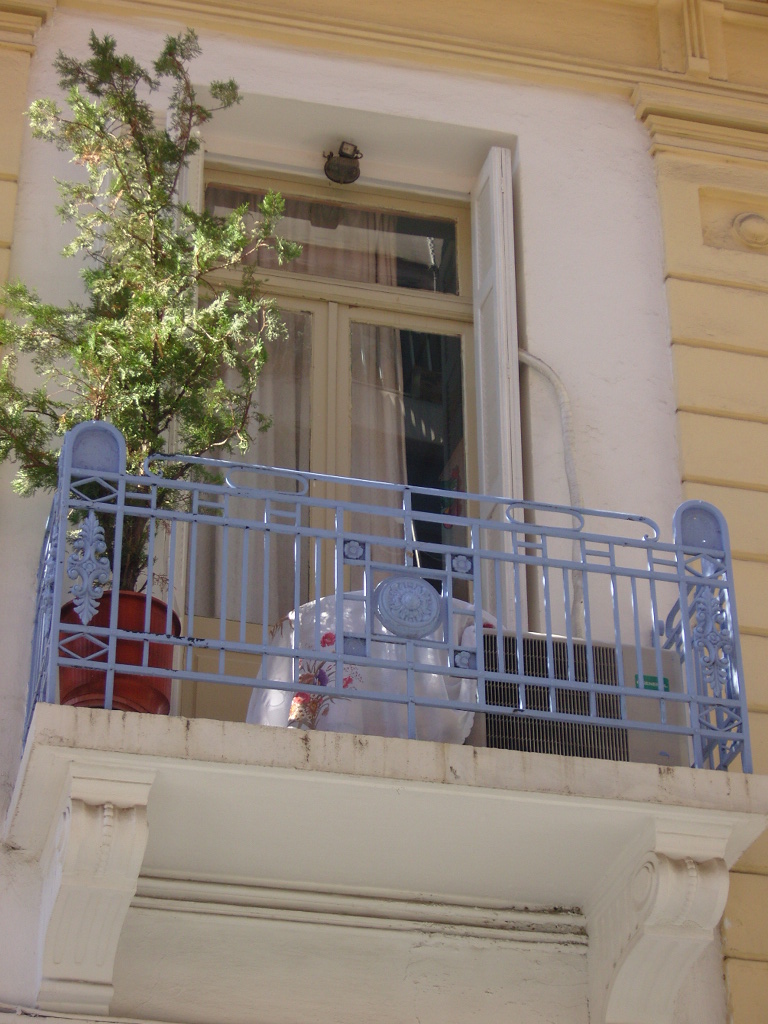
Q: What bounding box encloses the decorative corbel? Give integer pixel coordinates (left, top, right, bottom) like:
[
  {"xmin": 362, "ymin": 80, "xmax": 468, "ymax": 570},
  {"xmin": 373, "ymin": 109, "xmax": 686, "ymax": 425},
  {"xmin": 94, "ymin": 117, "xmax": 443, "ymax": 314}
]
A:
[
  {"xmin": 588, "ymin": 846, "xmax": 730, "ymax": 1024},
  {"xmin": 36, "ymin": 764, "xmax": 156, "ymax": 1014}
]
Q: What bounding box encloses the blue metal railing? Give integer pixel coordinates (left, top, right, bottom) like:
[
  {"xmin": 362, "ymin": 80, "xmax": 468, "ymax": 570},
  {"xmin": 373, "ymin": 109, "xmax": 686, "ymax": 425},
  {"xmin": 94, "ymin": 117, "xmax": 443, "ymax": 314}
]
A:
[{"xmin": 24, "ymin": 422, "xmax": 751, "ymax": 771}]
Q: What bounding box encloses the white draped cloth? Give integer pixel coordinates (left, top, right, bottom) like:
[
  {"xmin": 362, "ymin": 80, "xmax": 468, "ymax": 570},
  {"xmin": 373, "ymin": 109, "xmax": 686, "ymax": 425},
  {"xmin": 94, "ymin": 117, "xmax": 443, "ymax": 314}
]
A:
[{"xmin": 247, "ymin": 596, "xmax": 494, "ymax": 744}]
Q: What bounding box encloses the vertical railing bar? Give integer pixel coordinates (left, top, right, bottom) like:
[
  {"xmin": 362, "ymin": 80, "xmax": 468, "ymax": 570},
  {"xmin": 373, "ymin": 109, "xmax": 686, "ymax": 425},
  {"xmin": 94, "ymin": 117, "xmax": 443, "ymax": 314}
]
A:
[
  {"xmin": 327, "ymin": 505, "xmax": 341, "ymax": 693},
  {"xmin": 406, "ymin": 638, "xmax": 416, "ymax": 739},
  {"xmin": 48, "ymin": 485, "xmax": 70, "ymax": 706},
  {"xmin": 539, "ymin": 534, "xmax": 558, "ymax": 714},
  {"xmin": 292, "ymin": 501, "xmax": 302, "ymax": 689},
  {"xmin": 26, "ymin": 497, "xmax": 58, "ymax": 736},
  {"xmin": 313, "ymin": 528, "xmax": 322, "ymax": 626},
  {"xmin": 472, "ymin": 522, "xmax": 486, "ymax": 713},
  {"xmin": 239, "ymin": 526, "xmax": 249, "ymax": 645},
  {"xmin": 259, "ymin": 504, "xmax": 271, "ymax": 684},
  {"xmin": 403, "ymin": 487, "xmax": 413, "ymax": 570},
  {"xmin": 218, "ymin": 494, "xmax": 230, "ymax": 678},
  {"xmin": 103, "ymin": 452, "xmax": 128, "ymax": 712},
  {"xmin": 561, "ymin": 563, "xmax": 575, "ymax": 685},
  {"xmin": 647, "ymin": 548, "xmax": 667, "ymax": 727},
  {"xmin": 142, "ymin": 492, "xmax": 158, "ymax": 669},
  {"xmin": 512, "ymin": 527, "xmax": 525, "ymax": 686},
  {"xmin": 492, "ymin": 553, "xmax": 505, "ymax": 673},
  {"xmin": 580, "ymin": 536, "xmax": 595, "ymax": 689},
  {"xmin": 718, "ymin": 521, "xmax": 751, "ymax": 771},
  {"xmin": 399, "ymin": 489, "xmax": 409, "ymax": 720},
  {"xmin": 677, "ymin": 553, "xmax": 704, "ymax": 770},
  {"xmin": 364, "ymin": 534, "xmax": 373, "ymax": 655},
  {"xmin": 184, "ymin": 487, "xmax": 200, "ymax": 676},
  {"xmin": 684, "ymin": 581, "xmax": 708, "ymax": 770},
  {"xmin": 335, "ymin": 502, "xmax": 344, "ymax": 682},
  {"xmin": 167, "ymin": 517, "xmax": 178, "ymax": 636},
  {"xmin": 626, "ymin": 574, "xmax": 646, "ymax": 725},
  {"xmin": 610, "ymin": 561, "xmax": 627, "ymax": 722}
]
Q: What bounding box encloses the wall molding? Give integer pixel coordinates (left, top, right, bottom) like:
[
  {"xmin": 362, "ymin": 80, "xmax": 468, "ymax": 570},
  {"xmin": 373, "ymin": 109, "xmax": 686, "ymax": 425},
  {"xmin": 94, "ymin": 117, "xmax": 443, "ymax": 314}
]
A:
[
  {"xmin": 134, "ymin": 875, "xmax": 588, "ymax": 947},
  {"xmin": 634, "ymin": 83, "xmax": 768, "ymax": 161},
  {"xmin": 0, "ymin": 1, "xmax": 54, "ymax": 47},
  {"xmin": 5, "ymin": 0, "xmax": 768, "ymax": 101}
]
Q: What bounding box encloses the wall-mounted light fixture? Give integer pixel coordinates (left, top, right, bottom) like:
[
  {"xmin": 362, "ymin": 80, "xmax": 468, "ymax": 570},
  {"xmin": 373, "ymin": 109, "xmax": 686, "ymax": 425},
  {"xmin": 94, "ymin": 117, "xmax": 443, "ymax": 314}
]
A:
[{"xmin": 323, "ymin": 141, "xmax": 363, "ymax": 184}]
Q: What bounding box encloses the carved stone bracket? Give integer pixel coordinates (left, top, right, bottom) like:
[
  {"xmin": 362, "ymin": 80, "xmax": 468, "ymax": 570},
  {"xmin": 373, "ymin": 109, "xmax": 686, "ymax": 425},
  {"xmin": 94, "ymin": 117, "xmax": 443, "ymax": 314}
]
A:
[
  {"xmin": 36, "ymin": 764, "xmax": 156, "ymax": 1014},
  {"xmin": 588, "ymin": 837, "xmax": 731, "ymax": 1024}
]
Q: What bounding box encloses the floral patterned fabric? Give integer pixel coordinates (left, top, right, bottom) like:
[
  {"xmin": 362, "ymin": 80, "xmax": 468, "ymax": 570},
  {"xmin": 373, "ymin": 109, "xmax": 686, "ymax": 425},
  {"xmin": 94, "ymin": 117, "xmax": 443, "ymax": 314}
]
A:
[
  {"xmin": 286, "ymin": 632, "xmax": 361, "ymax": 730},
  {"xmin": 247, "ymin": 594, "xmax": 494, "ymax": 743}
]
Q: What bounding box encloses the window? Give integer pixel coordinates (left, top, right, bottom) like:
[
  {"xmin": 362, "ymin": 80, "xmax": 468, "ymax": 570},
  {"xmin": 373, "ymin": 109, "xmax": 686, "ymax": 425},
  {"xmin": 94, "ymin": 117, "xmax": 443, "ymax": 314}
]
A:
[
  {"xmin": 178, "ymin": 151, "xmax": 521, "ymax": 719},
  {"xmin": 202, "ymin": 168, "xmax": 476, "ymax": 496}
]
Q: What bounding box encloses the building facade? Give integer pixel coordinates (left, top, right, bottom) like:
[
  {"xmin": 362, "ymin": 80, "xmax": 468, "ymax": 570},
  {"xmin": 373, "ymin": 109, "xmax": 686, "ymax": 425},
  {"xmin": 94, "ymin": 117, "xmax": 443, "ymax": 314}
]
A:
[{"xmin": 1, "ymin": 2, "xmax": 768, "ymax": 1023}]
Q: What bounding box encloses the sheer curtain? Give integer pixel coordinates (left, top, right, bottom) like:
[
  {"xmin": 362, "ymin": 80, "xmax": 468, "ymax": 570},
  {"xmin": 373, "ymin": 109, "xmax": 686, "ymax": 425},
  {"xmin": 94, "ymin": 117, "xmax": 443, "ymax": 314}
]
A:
[
  {"xmin": 193, "ymin": 309, "xmax": 312, "ymax": 625},
  {"xmin": 194, "ymin": 209, "xmax": 407, "ymax": 627}
]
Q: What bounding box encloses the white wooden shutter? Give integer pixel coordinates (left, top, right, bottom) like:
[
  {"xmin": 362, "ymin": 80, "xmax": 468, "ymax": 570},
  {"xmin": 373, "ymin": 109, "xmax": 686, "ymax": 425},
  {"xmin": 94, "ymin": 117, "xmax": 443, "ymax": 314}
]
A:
[
  {"xmin": 472, "ymin": 147, "xmax": 526, "ymax": 629},
  {"xmin": 179, "ymin": 132, "xmax": 205, "ymax": 214},
  {"xmin": 471, "ymin": 146, "xmax": 524, "ymax": 502}
]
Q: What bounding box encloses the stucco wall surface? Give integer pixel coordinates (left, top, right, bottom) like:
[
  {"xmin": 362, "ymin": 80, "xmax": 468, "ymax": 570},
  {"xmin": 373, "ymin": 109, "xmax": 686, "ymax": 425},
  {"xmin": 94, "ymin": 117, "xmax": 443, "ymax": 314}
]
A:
[
  {"xmin": 0, "ymin": 9, "xmax": 681, "ymax": 790},
  {"xmin": 3, "ymin": 2, "xmax": 768, "ymax": 1022}
]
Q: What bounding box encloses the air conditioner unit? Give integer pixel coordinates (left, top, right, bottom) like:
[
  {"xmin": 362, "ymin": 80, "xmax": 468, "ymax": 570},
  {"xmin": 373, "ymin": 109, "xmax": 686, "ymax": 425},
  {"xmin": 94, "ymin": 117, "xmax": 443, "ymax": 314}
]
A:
[{"xmin": 476, "ymin": 632, "xmax": 691, "ymax": 767}]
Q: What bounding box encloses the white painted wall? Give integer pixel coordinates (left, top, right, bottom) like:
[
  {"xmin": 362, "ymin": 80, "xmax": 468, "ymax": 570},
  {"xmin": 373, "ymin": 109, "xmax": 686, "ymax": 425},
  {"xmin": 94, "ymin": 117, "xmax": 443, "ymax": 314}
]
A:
[
  {"xmin": 1, "ymin": 5, "xmax": 681, "ymax": 793},
  {"xmin": 10, "ymin": 11, "xmax": 680, "ymax": 526},
  {"xmin": 2, "ymin": 11, "xmax": 680, "ymax": 694}
]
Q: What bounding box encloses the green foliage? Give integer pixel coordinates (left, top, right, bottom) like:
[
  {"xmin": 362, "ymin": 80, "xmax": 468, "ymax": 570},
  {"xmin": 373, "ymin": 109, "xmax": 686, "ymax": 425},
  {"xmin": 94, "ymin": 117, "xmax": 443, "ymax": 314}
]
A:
[{"xmin": 0, "ymin": 30, "xmax": 300, "ymax": 588}]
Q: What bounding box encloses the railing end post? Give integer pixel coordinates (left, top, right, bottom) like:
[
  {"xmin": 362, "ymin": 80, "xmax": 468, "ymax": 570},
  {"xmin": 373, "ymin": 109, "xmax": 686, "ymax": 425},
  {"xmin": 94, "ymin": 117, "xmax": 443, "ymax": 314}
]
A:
[
  {"xmin": 60, "ymin": 422, "xmax": 127, "ymax": 484},
  {"xmin": 673, "ymin": 500, "xmax": 729, "ymax": 555}
]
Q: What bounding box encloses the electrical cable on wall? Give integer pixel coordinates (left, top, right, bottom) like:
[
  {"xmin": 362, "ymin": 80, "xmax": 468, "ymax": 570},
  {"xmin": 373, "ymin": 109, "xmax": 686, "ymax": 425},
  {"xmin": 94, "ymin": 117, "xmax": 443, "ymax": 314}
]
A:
[{"xmin": 518, "ymin": 350, "xmax": 586, "ymax": 638}]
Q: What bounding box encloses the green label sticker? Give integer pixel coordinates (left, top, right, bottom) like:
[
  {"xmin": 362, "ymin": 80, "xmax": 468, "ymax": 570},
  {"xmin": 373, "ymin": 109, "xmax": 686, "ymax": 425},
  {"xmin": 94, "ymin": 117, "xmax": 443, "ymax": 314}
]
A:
[{"xmin": 634, "ymin": 673, "xmax": 670, "ymax": 692}]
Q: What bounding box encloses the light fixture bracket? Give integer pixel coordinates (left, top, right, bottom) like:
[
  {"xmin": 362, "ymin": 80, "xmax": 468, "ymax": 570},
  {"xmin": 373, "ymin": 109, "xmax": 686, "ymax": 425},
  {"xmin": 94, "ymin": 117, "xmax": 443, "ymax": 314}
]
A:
[{"xmin": 324, "ymin": 141, "xmax": 363, "ymax": 184}]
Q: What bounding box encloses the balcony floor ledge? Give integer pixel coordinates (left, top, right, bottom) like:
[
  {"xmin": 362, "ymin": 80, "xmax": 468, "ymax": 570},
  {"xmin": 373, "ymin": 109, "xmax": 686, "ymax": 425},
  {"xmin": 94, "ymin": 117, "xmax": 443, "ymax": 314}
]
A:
[
  {"xmin": 3, "ymin": 704, "xmax": 768, "ymax": 1024},
  {"xmin": 7, "ymin": 703, "xmax": 768, "ymax": 875}
]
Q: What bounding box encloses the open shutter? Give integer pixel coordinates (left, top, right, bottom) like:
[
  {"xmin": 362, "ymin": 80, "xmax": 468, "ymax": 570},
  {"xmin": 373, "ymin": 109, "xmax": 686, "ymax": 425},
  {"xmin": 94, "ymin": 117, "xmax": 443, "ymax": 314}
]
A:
[
  {"xmin": 471, "ymin": 147, "xmax": 524, "ymax": 502},
  {"xmin": 472, "ymin": 147, "xmax": 526, "ymax": 630},
  {"xmin": 179, "ymin": 132, "xmax": 205, "ymax": 215}
]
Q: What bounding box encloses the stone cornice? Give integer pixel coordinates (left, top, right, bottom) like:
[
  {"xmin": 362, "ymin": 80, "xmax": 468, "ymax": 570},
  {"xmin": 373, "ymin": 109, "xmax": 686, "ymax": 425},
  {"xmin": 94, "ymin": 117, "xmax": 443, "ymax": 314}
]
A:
[
  {"xmin": 0, "ymin": 1, "xmax": 54, "ymax": 47},
  {"xmin": 634, "ymin": 82, "xmax": 768, "ymax": 160},
  {"xmin": 0, "ymin": 1, "xmax": 55, "ymax": 24},
  {"xmin": 3, "ymin": 0, "xmax": 761, "ymax": 101}
]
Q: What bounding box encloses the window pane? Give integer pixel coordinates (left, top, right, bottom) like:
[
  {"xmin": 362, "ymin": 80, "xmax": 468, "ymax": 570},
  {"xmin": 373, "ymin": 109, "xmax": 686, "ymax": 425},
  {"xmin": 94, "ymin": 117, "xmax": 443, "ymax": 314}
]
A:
[
  {"xmin": 206, "ymin": 185, "xmax": 458, "ymax": 294},
  {"xmin": 349, "ymin": 323, "xmax": 467, "ymax": 580}
]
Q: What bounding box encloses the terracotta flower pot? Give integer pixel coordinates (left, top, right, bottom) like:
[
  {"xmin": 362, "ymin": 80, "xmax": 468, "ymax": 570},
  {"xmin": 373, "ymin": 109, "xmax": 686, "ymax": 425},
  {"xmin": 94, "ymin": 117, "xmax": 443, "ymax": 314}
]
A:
[{"xmin": 58, "ymin": 591, "xmax": 181, "ymax": 714}]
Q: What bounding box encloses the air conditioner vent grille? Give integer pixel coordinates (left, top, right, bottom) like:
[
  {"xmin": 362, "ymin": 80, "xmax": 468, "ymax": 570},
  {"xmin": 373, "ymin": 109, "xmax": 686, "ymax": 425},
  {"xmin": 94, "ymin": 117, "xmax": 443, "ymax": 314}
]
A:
[{"xmin": 483, "ymin": 634, "xmax": 630, "ymax": 761}]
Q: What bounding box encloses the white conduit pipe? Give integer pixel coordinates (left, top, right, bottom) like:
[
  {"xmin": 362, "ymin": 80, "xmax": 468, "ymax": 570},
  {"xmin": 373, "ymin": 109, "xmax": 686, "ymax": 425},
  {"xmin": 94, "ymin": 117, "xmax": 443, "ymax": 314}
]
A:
[{"xmin": 518, "ymin": 350, "xmax": 586, "ymax": 639}]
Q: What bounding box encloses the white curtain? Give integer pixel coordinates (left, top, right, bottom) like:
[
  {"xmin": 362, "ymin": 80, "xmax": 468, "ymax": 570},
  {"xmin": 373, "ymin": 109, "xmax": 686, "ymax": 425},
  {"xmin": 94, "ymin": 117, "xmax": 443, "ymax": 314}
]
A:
[
  {"xmin": 194, "ymin": 209, "xmax": 407, "ymax": 627},
  {"xmin": 192, "ymin": 308, "xmax": 312, "ymax": 625}
]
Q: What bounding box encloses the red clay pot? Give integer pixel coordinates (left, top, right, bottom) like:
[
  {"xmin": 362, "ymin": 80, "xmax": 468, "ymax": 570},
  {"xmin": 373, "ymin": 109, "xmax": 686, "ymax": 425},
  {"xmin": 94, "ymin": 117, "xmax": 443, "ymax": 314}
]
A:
[{"xmin": 58, "ymin": 591, "xmax": 181, "ymax": 714}]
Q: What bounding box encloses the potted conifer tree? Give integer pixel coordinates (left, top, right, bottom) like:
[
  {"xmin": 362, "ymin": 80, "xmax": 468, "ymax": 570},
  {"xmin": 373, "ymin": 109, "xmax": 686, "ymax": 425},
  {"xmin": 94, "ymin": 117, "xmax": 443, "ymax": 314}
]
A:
[{"xmin": 0, "ymin": 30, "xmax": 299, "ymax": 712}]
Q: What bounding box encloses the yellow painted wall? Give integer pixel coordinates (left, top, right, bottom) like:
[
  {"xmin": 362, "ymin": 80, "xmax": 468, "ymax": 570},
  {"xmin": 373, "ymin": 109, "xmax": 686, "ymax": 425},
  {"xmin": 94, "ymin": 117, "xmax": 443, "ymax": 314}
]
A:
[
  {"xmin": 5, "ymin": 1, "xmax": 768, "ymax": 1021},
  {"xmin": 632, "ymin": 83, "xmax": 768, "ymax": 1019}
]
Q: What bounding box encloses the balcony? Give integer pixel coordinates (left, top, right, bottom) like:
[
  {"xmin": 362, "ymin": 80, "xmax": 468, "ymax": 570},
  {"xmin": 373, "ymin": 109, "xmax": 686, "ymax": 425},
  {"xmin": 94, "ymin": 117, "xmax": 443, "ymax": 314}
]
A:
[
  {"xmin": 26, "ymin": 421, "xmax": 750, "ymax": 772},
  {"xmin": 6, "ymin": 421, "xmax": 767, "ymax": 1024}
]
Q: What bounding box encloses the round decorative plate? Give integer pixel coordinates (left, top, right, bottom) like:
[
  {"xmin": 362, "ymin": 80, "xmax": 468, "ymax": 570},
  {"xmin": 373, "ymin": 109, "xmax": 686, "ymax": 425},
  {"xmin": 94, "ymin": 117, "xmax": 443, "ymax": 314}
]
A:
[{"xmin": 373, "ymin": 574, "xmax": 443, "ymax": 639}]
